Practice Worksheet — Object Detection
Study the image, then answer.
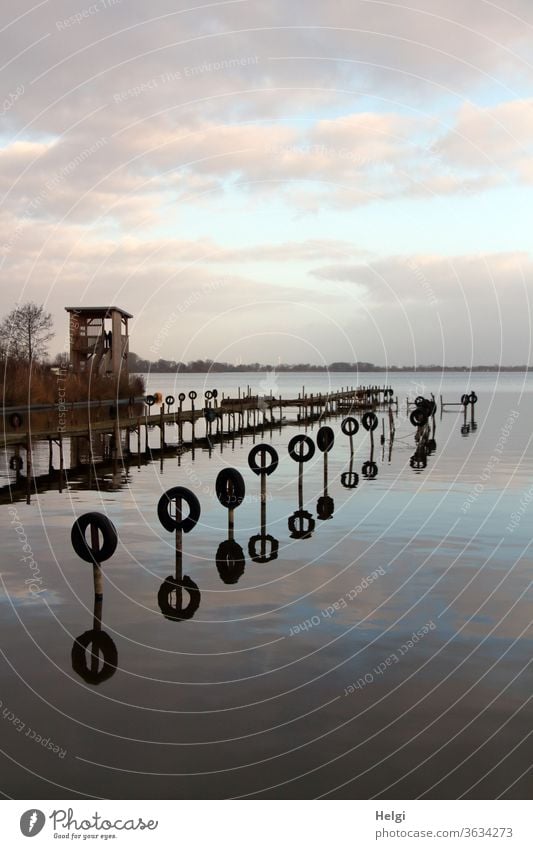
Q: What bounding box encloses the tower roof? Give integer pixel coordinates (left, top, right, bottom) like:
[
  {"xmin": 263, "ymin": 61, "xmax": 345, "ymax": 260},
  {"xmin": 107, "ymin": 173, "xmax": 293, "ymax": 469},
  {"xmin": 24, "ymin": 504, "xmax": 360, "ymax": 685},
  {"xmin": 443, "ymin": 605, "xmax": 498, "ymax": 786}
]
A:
[{"xmin": 65, "ymin": 306, "xmax": 132, "ymax": 319}]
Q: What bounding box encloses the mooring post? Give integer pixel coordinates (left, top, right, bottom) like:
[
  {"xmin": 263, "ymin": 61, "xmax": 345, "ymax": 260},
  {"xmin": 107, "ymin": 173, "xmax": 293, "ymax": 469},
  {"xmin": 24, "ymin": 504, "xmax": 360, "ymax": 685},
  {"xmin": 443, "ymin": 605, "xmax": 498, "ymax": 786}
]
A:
[
  {"xmin": 160, "ymin": 404, "xmax": 165, "ymax": 450},
  {"xmin": 59, "ymin": 432, "xmax": 64, "ymax": 493},
  {"xmin": 25, "ymin": 432, "xmax": 32, "ymax": 505},
  {"xmin": 260, "ymin": 446, "xmax": 267, "ymax": 536},
  {"xmin": 90, "ymin": 522, "xmax": 104, "ymax": 598},
  {"xmin": 175, "ymin": 494, "xmax": 183, "ymax": 609}
]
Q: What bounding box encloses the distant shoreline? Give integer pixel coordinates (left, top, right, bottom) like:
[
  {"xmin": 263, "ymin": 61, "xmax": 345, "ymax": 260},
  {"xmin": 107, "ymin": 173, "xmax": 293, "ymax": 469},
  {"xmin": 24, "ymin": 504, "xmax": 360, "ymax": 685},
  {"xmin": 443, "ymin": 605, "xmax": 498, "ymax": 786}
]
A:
[{"xmin": 133, "ymin": 365, "xmax": 532, "ymax": 374}]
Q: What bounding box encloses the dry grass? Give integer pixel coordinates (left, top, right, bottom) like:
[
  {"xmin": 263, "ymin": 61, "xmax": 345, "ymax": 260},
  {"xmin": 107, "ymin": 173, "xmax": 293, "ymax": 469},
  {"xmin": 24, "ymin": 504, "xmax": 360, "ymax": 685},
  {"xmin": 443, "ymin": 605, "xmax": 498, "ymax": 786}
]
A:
[{"xmin": 1, "ymin": 359, "xmax": 145, "ymax": 406}]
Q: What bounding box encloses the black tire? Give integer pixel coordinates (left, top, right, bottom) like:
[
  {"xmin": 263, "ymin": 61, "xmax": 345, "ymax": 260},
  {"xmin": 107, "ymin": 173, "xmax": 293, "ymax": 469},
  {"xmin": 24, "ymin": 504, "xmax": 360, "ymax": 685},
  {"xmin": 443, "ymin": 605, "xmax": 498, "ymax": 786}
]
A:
[
  {"xmin": 216, "ymin": 539, "xmax": 245, "ymax": 584},
  {"xmin": 341, "ymin": 471, "xmax": 359, "ymax": 489},
  {"xmin": 215, "ymin": 468, "xmax": 246, "ymax": 508},
  {"xmin": 316, "ymin": 495, "xmax": 334, "ymax": 520},
  {"xmin": 188, "ymin": 391, "xmax": 197, "ymax": 401},
  {"xmin": 71, "ymin": 631, "xmax": 118, "ymax": 684},
  {"xmin": 316, "ymin": 426, "xmax": 335, "ymax": 453},
  {"xmin": 165, "ymin": 395, "xmax": 175, "ymax": 406},
  {"xmin": 469, "ymin": 392, "xmax": 478, "ymax": 405},
  {"xmin": 288, "ymin": 509, "xmax": 315, "ymax": 539},
  {"xmin": 461, "ymin": 424, "xmax": 470, "ymax": 436},
  {"xmin": 178, "ymin": 392, "xmax": 186, "ymax": 403},
  {"xmin": 415, "ymin": 396, "xmax": 426, "ymax": 407},
  {"xmin": 410, "ymin": 409, "xmax": 428, "ymax": 427},
  {"xmin": 248, "ymin": 444, "xmax": 279, "ymax": 476},
  {"xmin": 362, "ymin": 412, "xmax": 378, "ymax": 432},
  {"xmin": 9, "ymin": 412, "xmax": 23, "ymax": 428},
  {"xmin": 288, "ymin": 435, "xmax": 315, "ymax": 463},
  {"xmin": 9, "ymin": 455, "xmax": 23, "ymax": 471},
  {"xmin": 417, "ymin": 397, "xmax": 433, "ymax": 412},
  {"xmin": 157, "ymin": 487, "xmax": 201, "ymax": 533},
  {"xmin": 461, "ymin": 394, "xmax": 470, "ymax": 406},
  {"xmin": 157, "ymin": 575, "xmax": 201, "ymax": 621},
  {"xmin": 71, "ymin": 512, "xmax": 118, "ymax": 564},
  {"xmin": 204, "ymin": 407, "xmax": 217, "ymax": 423},
  {"xmin": 341, "ymin": 417, "xmax": 359, "ymax": 436},
  {"xmin": 426, "ymin": 438, "xmax": 437, "ymax": 454},
  {"xmin": 212, "ymin": 389, "xmax": 218, "ymax": 399},
  {"xmin": 248, "ymin": 533, "xmax": 279, "ymax": 564},
  {"xmin": 362, "ymin": 461, "xmax": 378, "ymax": 478},
  {"xmin": 145, "ymin": 395, "xmax": 155, "ymax": 406},
  {"xmin": 204, "ymin": 390, "xmax": 213, "ymax": 400}
]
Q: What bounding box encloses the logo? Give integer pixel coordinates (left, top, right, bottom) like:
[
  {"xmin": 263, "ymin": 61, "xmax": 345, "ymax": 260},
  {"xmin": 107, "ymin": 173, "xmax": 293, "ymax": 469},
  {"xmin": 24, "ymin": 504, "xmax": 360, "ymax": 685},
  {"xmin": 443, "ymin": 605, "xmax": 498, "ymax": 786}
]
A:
[{"xmin": 20, "ymin": 810, "xmax": 46, "ymax": 837}]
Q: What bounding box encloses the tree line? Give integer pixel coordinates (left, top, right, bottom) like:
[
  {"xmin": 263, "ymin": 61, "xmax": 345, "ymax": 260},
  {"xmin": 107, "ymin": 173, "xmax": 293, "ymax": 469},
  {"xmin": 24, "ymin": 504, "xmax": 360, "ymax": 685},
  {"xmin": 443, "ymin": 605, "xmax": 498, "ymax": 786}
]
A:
[{"xmin": 128, "ymin": 352, "xmax": 531, "ymax": 373}]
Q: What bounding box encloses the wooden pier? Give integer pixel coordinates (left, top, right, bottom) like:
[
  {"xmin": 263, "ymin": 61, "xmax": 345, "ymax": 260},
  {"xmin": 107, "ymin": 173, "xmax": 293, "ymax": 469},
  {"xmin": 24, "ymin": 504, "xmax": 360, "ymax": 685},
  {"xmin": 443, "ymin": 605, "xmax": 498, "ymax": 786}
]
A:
[
  {"xmin": 1, "ymin": 384, "xmax": 398, "ymax": 504},
  {"xmin": 1, "ymin": 385, "xmax": 397, "ymax": 450}
]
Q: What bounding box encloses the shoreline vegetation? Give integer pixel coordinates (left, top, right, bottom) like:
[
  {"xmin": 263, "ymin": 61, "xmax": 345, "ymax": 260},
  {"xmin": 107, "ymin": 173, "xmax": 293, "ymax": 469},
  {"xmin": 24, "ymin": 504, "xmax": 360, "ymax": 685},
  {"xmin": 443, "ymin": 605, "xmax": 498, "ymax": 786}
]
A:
[
  {"xmin": 0, "ymin": 359, "xmax": 145, "ymax": 406},
  {"xmin": 0, "ymin": 301, "xmax": 144, "ymax": 407},
  {"xmin": 129, "ymin": 353, "xmax": 532, "ymax": 374}
]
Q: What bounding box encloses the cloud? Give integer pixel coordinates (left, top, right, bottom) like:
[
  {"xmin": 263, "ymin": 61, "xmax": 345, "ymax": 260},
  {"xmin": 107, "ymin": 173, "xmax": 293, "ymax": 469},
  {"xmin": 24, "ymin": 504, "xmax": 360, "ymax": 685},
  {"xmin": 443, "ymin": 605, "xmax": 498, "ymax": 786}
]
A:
[{"xmin": 1, "ymin": 0, "xmax": 532, "ymax": 363}]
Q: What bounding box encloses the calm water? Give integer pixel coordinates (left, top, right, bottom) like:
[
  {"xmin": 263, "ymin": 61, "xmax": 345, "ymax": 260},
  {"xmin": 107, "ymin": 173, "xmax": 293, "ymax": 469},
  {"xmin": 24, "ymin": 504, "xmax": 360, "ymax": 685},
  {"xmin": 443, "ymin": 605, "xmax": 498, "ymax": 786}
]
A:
[{"xmin": 1, "ymin": 372, "xmax": 531, "ymax": 799}]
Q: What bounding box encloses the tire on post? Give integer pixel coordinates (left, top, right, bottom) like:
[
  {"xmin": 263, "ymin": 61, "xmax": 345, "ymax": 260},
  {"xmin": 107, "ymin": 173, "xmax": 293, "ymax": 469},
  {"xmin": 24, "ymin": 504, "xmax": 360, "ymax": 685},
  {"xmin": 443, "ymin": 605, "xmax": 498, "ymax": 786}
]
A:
[
  {"xmin": 71, "ymin": 512, "xmax": 118, "ymax": 564},
  {"xmin": 215, "ymin": 468, "xmax": 246, "ymax": 508},
  {"xmin": 157, "ymin": 487, "xmax": 201, "ymax": 533},
  {"xmin": 288, "ymin": 435, "xmax": 315, "ymax": 463},
  {"xmin": 362, "ymin": 412, "xmax": 378, "ymax": 432},
  {"xmin": 248, "ymin": 444, "xmax": 279, "ymax": 476}
]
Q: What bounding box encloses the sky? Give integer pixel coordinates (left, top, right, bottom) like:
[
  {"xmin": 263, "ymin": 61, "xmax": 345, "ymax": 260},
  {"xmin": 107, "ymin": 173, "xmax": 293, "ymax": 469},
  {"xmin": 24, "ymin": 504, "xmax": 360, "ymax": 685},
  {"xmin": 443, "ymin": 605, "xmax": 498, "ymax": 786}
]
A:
[{"xmin": 1, "ymin": 0, "xmax": 532, "ymax": 366}]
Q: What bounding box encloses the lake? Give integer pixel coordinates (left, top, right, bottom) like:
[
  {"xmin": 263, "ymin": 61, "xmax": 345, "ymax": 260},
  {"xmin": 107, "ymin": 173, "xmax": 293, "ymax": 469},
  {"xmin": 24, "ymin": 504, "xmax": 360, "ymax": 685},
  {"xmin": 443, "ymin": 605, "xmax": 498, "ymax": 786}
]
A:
[{"xmin": 1, "ymin": 372, "xmax": 531, "ymax": 799}]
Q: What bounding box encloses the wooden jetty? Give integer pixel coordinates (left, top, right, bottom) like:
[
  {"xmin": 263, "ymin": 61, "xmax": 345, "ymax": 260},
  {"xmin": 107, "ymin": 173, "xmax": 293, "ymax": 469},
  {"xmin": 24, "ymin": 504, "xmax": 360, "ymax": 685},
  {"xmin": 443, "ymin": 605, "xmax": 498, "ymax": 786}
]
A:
[
  {"xmin": 1, "ymin": 385, "xmax": 397, "ymax": 504},
  {"xmin": 1, "ymin": 385, "xmax": 396, "ymax": 450}
]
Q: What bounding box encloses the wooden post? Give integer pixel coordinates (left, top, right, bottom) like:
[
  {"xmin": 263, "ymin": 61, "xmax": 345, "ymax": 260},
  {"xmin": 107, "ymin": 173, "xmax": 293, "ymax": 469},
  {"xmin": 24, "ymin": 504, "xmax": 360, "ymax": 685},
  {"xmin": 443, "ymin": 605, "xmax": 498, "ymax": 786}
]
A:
[
  {"xmin": 175, "ymin": 494, "xmax": 183, "ymax": 609},
  {"xmin": 26, "ymin": 432, "xmax": 31, "ymax": 504},
  {"xmin": 160, "ymin": 404, "xmax": 165, "ymax": 450},
  {"xmin": 91, "ymin": 523, "xmax": 104, "ymax": 598},
  {"xmin": 59, "ymin": 432, "xmax": 64, "ymax": 493}
]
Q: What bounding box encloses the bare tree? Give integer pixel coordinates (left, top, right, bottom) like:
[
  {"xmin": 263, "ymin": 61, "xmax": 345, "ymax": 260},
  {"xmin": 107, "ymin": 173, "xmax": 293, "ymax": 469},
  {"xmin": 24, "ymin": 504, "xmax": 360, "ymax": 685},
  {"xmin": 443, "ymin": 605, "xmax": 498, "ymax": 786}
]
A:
[{"xmin": 0, "ymin": 302, "xmax": 54, "ymax": 362}]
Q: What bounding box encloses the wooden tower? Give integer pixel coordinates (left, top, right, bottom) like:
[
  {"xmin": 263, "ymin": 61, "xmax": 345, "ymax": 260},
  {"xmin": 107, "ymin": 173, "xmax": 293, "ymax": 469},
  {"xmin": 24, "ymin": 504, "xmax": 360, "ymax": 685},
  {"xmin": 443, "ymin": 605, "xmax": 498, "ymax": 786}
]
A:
[{"xmin": 65, "ymin": 306, "xmax": 132, "ymax": 379}]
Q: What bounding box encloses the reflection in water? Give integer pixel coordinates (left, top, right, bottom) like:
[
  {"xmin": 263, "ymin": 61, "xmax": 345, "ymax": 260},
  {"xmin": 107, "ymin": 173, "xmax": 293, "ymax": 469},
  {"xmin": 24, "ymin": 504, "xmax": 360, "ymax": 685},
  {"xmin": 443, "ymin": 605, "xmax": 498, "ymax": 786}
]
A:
[
  {"xmin": 215, "ymin": 467, "xmax": 247, "ymax": 583},
  {"xmin": 316, "ymin": 426, "xmax": 335, "ymax": 521},
  {"xmin": 71, "ymin": 594, "xmax": 118, "ymax": 685},
  {"xmin": 216, "ymin": 539, "xmax": 246, "ymax": 584},
  {"xmin": 247, "ymin": 444, "xmax": 279, "ymax": 564},
  {"xmin": 408, "ymin": 395, "xmax": 439, "ymax": 471},
  {"xmin": 340, "ymin": 417, "xmax": 361, "ymax": 488},
  {"xmin": 288, "ymin": 435, "xmax": 316, "ymax": 539},
  {"xmin": 156, "ymin": 487, "xmax": 202, "ymax": 619},
  {"xmin": 341, "ymin": 457, "xmax": 359, "ymax": 489},
  {"xmin": 362, "ymin": 438, "xmax": 379, "ymax": 479},
  {"xmin": 158, "ymin": 574, "xmax": 201, "ymax": 620},
  {"xmin": 410, "ymin": 445, "xmax": 428, "ymax": 471}
]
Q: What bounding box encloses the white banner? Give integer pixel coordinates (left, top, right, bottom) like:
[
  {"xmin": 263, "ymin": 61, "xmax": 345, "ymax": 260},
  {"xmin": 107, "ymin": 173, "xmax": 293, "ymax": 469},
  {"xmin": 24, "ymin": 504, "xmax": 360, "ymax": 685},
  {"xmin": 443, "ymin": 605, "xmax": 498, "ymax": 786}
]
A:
[{"xmin": 2, "ymin": 800, "xmax": 530, "ymax": 848}]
